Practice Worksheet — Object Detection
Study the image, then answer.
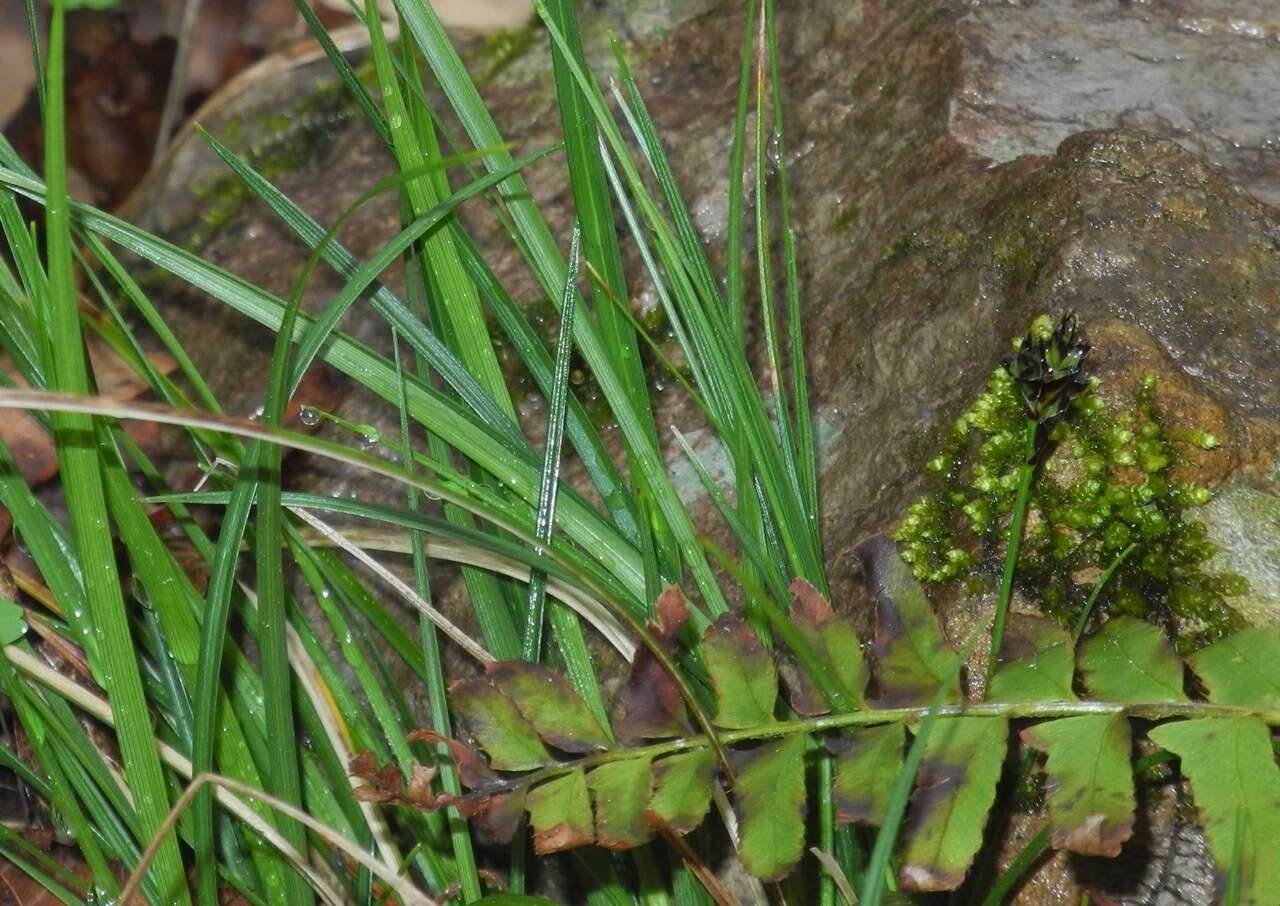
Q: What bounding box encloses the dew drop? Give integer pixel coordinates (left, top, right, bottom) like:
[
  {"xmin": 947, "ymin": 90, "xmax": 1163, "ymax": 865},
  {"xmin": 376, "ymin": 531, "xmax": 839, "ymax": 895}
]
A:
[{"xmin": 299, "ymin": 405, "xmax": 320, "ymax": 427}]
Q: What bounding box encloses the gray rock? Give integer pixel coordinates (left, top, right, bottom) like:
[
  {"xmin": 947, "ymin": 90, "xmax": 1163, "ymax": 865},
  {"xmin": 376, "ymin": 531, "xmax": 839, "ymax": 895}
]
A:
[{"xmin": 951, "ymin": 0, "xmax": 1280, "ymax": 207}]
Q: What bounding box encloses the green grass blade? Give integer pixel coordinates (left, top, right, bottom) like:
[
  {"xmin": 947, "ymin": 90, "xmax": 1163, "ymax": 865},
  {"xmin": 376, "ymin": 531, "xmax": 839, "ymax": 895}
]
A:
[
  {"xmin": 764, "ymin": 0, "xmax": 818, "ymax": 532},
  {"xmin": 748, "ymin": 6, "xmax": 799, "ymax": 530},
  {"xmin": 452, "ymin": 220, "xmax": 642, "ymax": 548},
  {"xmin": 522, "ymin": 225, "xmax": 580, "ymax": 661},
  {"xmin": 393, "ymin": 333, "xmax": 483, "ymax": 902},
  {"xmin": 396, "ymin": 0, "xmax": 728, "ymax": 616},
  {"xmin": 369, "ymin": 2, "xmax": 512, "ymax": 420},
  {"xmin": 24, "ymin": 0, "xmax": 45, "ymax": 115},
  {"xmin": 41, "ymin": 6, "xmax": 188, "ymax": 900},
  {"xmin": 545, "ymin": 0, "xmax": 674, "ymax": 580},
  {"xmin": 199, "ymin": 129, "xmax": 542, "ymax": 449},
  {"xmin": 0, "ymin": 169, "xmax": 650, "ymax": 601},
  {"xmin": 523, "ymin": 233, "xmax": 608, "ymax": 723},
  {"xmin": 539, "ymin": 8, "xmax": 823, "ymax": 589},
  {"xmin": 290, "ymin": 0, "xmax": 390, "ymax": 149},
  {"xmin": 0, "ymin": 654, "xmax": 115, "ymax": 897},
  {"xmin": 725, "ymin": 0, "xmax": 757, "ymax": 337}
]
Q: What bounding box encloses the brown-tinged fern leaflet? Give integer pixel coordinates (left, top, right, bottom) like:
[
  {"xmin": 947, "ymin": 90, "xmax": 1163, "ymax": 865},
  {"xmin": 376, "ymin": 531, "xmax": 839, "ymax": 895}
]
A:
[{"xmin": 350, "ymin": 546, "xmax": 1280, "ymax": 901}]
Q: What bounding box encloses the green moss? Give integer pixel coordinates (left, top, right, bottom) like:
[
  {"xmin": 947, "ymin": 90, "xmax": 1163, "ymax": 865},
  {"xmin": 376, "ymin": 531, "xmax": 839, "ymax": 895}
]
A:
[
  {"xmin": 990, "ymin": 198, "xmax": 1051, "ymax": 289},
  {"xmin": 184, "ymin": 63, "xmax": 368, "ymax": 253},
  {"xmin": 130, "ymin": 64, "xmax": 367, "ymax": 301},
  {"xmin": 464, "ymin": 24, "xmax": 538, "ymax": 86},
  {"xmin": 895, "ymin": 347, "xmax": 1247, "ymax": 652}
]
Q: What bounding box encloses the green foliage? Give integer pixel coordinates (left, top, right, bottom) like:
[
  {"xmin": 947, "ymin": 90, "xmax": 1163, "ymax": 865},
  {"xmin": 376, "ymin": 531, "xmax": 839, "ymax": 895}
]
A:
[
  {"xmin": 526, "ymin": 768, "xmax": 593, "ymax": 853},
  {"xmin": 1150, "ymin": 717, "xmax": 1280, "ymax": 906},
  {"xmin": 987, "ymin": 616, "xmax": 1076, "ymax": 703},
  {"xmin": 787, "ymin": 578, "xmax": 867, "ymax": 712},
  {"xmin": 1078, "ymin": 615, "xmax": 1187, "ymax": 703},
  {"xmin": 586, "ymin": 756, "xmax": 653, "ymax": 848},
  {"xmin": 895, "ymin": 353, "xmax": 1246, "ymax": 646},
  {"xmin": 1022, "ymin": 714, "xmax": 1133, "ymax": 856},
  {"xmin": 646, "ymin": 750, "xmax": 714, "ymax": 834},
  {"xmin": 3, "ymin": 0, "xmax": 1276, "ymax": 902},
  {"xmin": 899, "ymin": 717, "xmax": 1007, "ymax": 891},
  {"xmin": 369, "ymin": 552, "xmax": 1280, "ymax": 894},
  {"xmin": 485, "ymin": 662, "xmax": 611, "ymax": 753},
  {"xmin": 733, "ymin": 735, "xmax": 807, "ymax": 881},
  {"xmin": 854, "ymin": 536, "xmax": 960, "ymax": 707},
  {"xmin": 0, "ymin": 602, "xmax": 27, "ymax": 645},
  {"xmin": 450, "ymin": 677, "xmax": 553, "ymax": 771},
  {"xmin": 704, "ymin": 614, "xmax": 778, "ymax": 728},
  {"xmin": 831, "ymin": 723, "xmax": 903, "ymax": 826},
  {"xmin": 1188, "ymin": 628, "xmax": 1280, "ymax": 709}
]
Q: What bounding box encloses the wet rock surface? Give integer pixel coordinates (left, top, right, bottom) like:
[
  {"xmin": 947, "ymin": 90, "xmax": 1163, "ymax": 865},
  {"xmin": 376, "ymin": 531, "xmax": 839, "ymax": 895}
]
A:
[
  {"xmin": 951, "ymin": 0, "xmax": 1280, "ymax": 207},
  {"xmin": 124, "ymin": 0, "xmax": 1280, "ymax": 901}
]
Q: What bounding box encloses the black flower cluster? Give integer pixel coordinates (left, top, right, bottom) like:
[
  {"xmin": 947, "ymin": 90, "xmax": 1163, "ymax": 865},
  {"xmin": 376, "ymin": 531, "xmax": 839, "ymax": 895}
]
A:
[{"xmin": 1004, "ymin": 312, "xmax": 1091, "ymax": 462}]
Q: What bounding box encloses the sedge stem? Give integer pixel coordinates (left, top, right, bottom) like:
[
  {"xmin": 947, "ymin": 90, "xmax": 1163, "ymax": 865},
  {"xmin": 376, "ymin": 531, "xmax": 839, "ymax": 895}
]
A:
[
  {"xmin": 1073, "ymin": 542, "xmax": 1138, "ymax": 640},
  {"xmin": 988, "ymin": 418, "xmax": 1038, "ymax": 681},
  {"xmin": 979, "ymin": 823, "xmax": 1051, "ymax": 906}
]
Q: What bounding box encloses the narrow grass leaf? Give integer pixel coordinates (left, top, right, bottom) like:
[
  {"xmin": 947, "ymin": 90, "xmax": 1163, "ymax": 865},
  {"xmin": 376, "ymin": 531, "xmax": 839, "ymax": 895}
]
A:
[
  {"xmin": 764, "ymin": 0, "xmax": 818, "ymax": 530},
  {"xmin": 40, "ymin": 5, "xmax": 188, "ymax": 901},
  {"xmin": 522, "ymin": 224, "xmax": 581, "ymax": 663}
]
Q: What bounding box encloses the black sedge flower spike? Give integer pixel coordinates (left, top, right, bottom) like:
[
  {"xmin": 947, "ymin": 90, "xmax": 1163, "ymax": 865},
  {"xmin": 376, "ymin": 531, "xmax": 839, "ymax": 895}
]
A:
[{"xmin": 1003, "ymin": 312, "xmax": 1091, "ymax": 462}]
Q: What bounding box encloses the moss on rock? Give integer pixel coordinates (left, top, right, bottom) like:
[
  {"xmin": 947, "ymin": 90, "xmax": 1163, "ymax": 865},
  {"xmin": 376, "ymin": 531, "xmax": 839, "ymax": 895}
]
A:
[{"xmin": 895, "ymin": 327, "xmax": 1246, "ymax": 651}]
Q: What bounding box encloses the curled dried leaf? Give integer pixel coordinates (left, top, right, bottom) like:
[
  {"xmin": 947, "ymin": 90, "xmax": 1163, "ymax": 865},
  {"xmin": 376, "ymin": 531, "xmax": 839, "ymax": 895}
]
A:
[{"xmin": 406, "ymin": 728, "xmax": 497, "ymax": 788}]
